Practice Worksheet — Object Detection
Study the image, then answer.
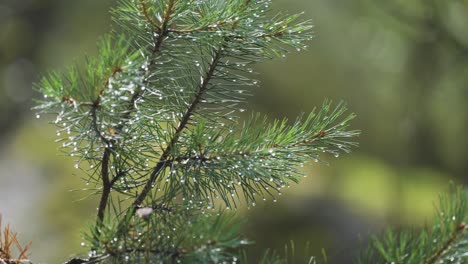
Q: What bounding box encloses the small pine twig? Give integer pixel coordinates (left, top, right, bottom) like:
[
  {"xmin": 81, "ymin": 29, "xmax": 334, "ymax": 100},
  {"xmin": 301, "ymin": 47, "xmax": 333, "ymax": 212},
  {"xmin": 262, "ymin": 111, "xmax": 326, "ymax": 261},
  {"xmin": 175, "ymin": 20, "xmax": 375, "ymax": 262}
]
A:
[{"xmin": 425, "ymin": 223, "xmax": 467, "ymax": 264}]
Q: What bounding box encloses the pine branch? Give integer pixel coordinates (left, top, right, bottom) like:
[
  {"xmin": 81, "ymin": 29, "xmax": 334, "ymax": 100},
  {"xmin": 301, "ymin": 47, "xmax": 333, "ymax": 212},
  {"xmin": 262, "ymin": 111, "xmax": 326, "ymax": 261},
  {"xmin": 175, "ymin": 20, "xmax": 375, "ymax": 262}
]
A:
[
  {"xmin": 95, "ymin": 0, "xmax": 179, "ymax": 226},
  {"xmin": 154, "ymin": 101, "xmax": 357, "ymax": 207},
  {"xmin": 123, "ymin": 0, "xmax": 265, "ymax": 220},
  {"xmin": 83, "ymin": 202, "xmax": 246, "ymax": 263},
  {"xmin": 132, "ymin": 46, "xmax": 224, "ymax": 208},
  {"xmin": 138, "ymin": 0, "xmax": 161, "ymax": 31},
  {"xmin": 96, "ymin": 149, "xmax": 112, "ymax": 224},
  {"xmin": 35, "ymin": 1, "xmax": 356, "ymax": 263},
  {"xmin": 359, "ymin": 185, "xmax": 468, "ymax": 264},
  {"xmin": 425, "ymin": 223, "xmax": 466, "ymax": 264}
]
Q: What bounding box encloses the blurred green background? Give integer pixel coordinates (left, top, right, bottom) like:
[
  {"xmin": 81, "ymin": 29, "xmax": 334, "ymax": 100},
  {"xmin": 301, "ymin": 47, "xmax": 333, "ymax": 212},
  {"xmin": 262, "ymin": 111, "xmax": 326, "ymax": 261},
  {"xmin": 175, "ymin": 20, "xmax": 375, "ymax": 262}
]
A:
[{"xmin": 0, "ymin": 0, "xmax": 467, "ymax": 263}]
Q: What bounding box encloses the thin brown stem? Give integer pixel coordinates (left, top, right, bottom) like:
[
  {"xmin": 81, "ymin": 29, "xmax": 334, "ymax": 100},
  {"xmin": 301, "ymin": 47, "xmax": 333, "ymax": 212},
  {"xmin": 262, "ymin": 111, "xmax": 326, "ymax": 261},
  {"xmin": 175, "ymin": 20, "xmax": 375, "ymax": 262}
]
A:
[
  {"xmin": 139, "ymin": 0, "xmax": 161, "ymax": 31},
  {"xmin": 94, "ymin": 0, "xmax": 178, "ymax": 231},
  {"xmin": 124, "ymin": 0, "xmax": 254, "ymax": 216},
  {"xmin": 96, "ymin": 148, "xmax": 112, "ymax": 224},
  {"xmin": 132, "ymin": 47, "xmax": 224, "ymax": 208},
  {"xmin": 152, "ymin": 0, "xmax": 176, "ymax": 54},
  {"xmin": 425, "ymin": 223, "xmax": 466, "ymax": 264}
]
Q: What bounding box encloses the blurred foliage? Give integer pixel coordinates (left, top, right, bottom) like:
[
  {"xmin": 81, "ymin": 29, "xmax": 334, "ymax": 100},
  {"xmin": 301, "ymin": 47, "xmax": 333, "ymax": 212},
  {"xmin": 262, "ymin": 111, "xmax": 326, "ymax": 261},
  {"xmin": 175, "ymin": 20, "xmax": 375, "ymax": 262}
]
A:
[{"xmin": 0, "ymin": 0, "xmax": 467, "ymax": 263}]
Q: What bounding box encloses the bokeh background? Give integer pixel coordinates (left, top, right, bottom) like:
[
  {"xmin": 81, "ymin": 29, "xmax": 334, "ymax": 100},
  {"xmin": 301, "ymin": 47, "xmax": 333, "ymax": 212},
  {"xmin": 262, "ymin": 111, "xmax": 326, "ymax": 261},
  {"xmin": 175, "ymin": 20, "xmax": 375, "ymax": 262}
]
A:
[{"xmin": 0, "ymin": 0, "xmax": 467, "ymax": 263}]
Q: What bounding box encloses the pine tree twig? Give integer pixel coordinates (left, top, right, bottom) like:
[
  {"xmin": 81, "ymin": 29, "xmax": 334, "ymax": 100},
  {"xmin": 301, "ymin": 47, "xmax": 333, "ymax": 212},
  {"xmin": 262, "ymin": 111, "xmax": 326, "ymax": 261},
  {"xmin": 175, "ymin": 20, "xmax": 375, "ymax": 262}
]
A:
[
  {"xmin": 138, "ymin": 0, "xmax": 161, "ymax": 31},
  {"xmin": 131, "ymin": 46, "xmax": 224, "ymax": 209},
  {"xmin": 425, "ymin": 223, "xmax": 466, "ymax": 264},
  {"xmin": 151, "ymin": 0, "xmax": 176, "ymax": 54},
  {"xmin": 61, "ymin": 64, "xmax": 122, "ymax": 110},
  {"xmin": 121, "ymin": 248, "xmax": 180, "ymax": 258},
  {"xmin": 96, "ymin": 149, "xmax": 111, "ymax": 224},
  {"xmin": 127, "ymin": 0, "xmax": 259, "ymax": 213},
  {"xmin": 109, "ymin": 168, "xmax": 131, "ymax": 186},
  {"xmin": 79, "ymin": 231, "xmax": 243, "ymax": 263},
  {"xmin": 38, "ymin": 0, "xmax": 340, "ymax": 262},
  {"xmin": 168, "ymin": 19, "xmax": 238, "ymax": 34},
  {"xmin": 80, "ymin": 248, "xmax": 180, "ymax": 263},
  {"xmin": 94, "ymin": 0, "xmax": 178, "ymax": 228},
  {"xmin": 90, "ymin": 106, "xmax": 110, "ymax": 145},
  {"xmin": 118, "ymin": 0, "xmax": 312, "ymax": 224},
  {"xmin": 169, "ymin": 27, "xmax": 287, "ymax": 40}
]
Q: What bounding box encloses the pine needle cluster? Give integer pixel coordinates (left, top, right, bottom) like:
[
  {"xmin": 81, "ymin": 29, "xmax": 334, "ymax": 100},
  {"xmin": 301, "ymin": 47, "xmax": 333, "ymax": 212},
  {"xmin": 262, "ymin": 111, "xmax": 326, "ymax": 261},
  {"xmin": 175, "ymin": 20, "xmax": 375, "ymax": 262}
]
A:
[{"xmin": 359, "ymin": 185, "xmax": 467, "ymax": 264}]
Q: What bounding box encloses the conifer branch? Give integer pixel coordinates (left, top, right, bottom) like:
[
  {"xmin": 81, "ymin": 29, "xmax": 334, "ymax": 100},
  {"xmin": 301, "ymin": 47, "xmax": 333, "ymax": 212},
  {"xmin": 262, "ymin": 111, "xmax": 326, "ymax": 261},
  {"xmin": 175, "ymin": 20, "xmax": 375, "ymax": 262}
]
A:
[
  {"xmin": 425, "ymin": 223, "xmax": 466, "ymax": 264},
  {"xmin": 95, "ymin": 0, "xmax": 178, "ymax": 226},
  {"xmin": 96, "ymin": 149, "xmax": 112, "ymax": 224},
  {"xmin": 359, "ymin": 185, "xmax": 467, "ymax": 264},
  {"xmin": 35, "ymin": 1, "xmax": 358, "ymax": 263},
  {"xmin": 132, "ymin": 46, "xmax": 224, "ymax": 208},
  {"xmin": 31, "ymin": 0, "xmax": 468, "ymax": 263},
  {"xmin": 129, "ymin": 0, "xmax": 259, "ymax": 213},
  {"xmin": 152, "ymin": 0, "xmax": 176, "ymax": 53},
  {"xmin": 138, "ymin": 0, "xmax": 161, "ymax": 31}
]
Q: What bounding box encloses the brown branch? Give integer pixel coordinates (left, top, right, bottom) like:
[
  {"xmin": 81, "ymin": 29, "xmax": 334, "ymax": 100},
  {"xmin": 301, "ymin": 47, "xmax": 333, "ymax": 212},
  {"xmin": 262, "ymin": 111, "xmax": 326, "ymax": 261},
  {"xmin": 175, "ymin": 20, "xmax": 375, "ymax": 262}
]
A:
[
  {"xmin": 289, "ymin": 130, "xmax": 327, "ymax": 148},
  {"xmin": 94, "ymin": 0, "xmax": 178, "ymax": 231},
  {"xmin": 152, "ymin": 0, "xmax": 176, "ymax": 54},
  {"xmin": 93, "ymin": 0, "xmax": 254, "ymax": 257},
  {"xmin": 96, "ymin": 148, "xmax": 112, "ymax": 224},
  {"xmin": 425, "ymin": 223, "xmax": 466, "ymax": 264},
  {"xmin": 90, "ymin": 104, "xmax": 110, "ymax": 145},
  {"xmin": 138, "ymin": 0, "xmax": 161, "ymax": 31},
  {"xmin": 128, "ymin": 0, "xmax": 257, "ymax": 211},
  {"xmin": 131, "ymin": 46, "xmax": 224, "ymax": 208}
]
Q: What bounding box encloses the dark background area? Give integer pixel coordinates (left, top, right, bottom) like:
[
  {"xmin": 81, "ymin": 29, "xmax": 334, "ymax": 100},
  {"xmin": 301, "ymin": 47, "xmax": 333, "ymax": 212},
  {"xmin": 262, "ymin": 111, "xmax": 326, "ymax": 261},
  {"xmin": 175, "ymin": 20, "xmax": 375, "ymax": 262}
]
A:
[{"xmin": 0, "ymin": 0, "xmax": 467, "ymax": 262}]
